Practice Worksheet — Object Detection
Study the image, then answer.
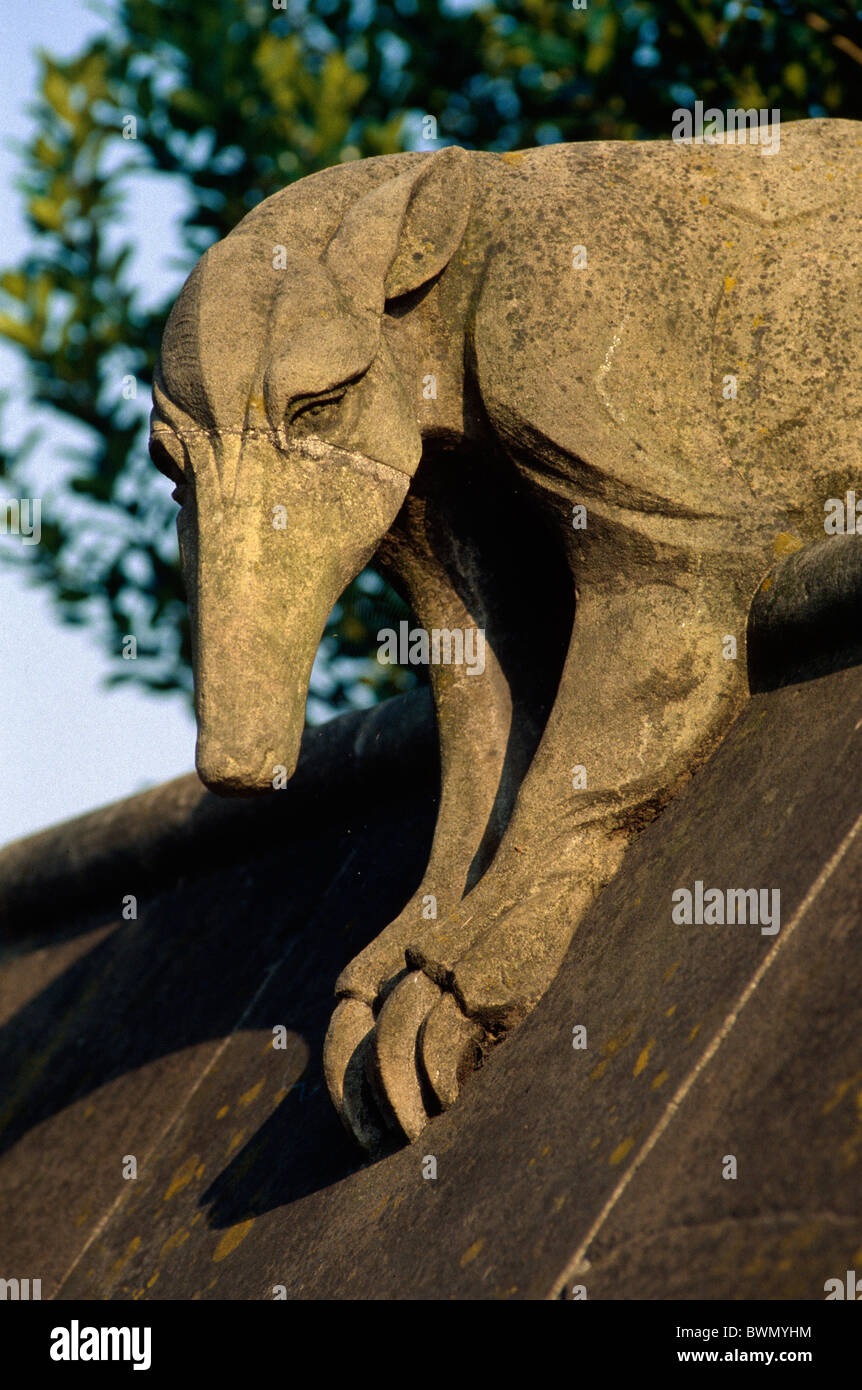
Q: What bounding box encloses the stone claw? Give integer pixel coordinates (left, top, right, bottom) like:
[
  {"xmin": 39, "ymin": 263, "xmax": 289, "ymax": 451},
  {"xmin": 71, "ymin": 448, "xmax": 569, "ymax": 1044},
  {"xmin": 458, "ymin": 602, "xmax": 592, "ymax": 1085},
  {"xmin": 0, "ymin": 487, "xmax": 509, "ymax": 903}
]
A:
[
  {"xmin": 326, "ymin": 877, "xmax": 592, "ymax": 1152},
  {"xmin": 367, "ymin": 971, "xmax": 441, "ymax": 1141},
  {"xmin": 323, "ymin": 997, "xmax": 383, "ymax": 1152},
  {"xmin": 418, "ymin": 993, "xmax": 484, "ymax": 1112}
]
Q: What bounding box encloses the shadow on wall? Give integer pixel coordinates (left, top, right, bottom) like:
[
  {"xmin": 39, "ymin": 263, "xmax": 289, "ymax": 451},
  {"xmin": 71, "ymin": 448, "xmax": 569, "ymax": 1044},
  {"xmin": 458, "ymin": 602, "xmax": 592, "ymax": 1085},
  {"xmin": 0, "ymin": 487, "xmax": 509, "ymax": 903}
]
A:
[{"xmin": 0, "ymin": 698, "xmax": 439, "ymax": 1220}]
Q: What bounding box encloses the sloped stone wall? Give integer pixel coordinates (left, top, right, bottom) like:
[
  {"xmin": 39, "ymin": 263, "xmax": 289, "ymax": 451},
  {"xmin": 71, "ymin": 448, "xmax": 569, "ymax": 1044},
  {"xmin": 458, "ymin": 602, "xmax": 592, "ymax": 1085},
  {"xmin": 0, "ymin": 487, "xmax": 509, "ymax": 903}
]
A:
[{"xmin": 2, "ymin": 668, "xmax": 862, "ymax": 1300}]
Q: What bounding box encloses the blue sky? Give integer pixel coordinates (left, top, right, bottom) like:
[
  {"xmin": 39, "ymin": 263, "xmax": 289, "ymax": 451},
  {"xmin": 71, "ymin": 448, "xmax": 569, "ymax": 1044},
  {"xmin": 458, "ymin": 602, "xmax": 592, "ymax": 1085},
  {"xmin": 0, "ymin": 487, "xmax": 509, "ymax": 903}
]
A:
[{"xmin": 0, "ymin": 1, "xmax": 197, "ymax": 846}]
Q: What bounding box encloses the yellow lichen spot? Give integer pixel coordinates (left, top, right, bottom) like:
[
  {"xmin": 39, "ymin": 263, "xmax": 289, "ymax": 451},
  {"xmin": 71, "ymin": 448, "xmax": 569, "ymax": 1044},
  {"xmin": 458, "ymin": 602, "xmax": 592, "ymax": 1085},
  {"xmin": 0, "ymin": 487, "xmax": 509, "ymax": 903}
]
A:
[
  {"xmin": 609, "ymin": 1137, "xmax": 635, "ymax": 1166},
  {"xmin": 212, "ymin": 1218, "xmax": 255, "ymax": 1263},
  {"xmin": 752, "ymin": 315, "xmax": 763, "ymax": 328},
  {"xmin": 541, "ymin": 1145, "xmax": 551, "ymax": 1157},
  {"xmin": 371, "ymin": 1194, "xmax": 390, "ymax": 1221},
  {"xmin": 160, "ymin": 1228, "xmax": 190, "ymax": 1260},
  {"xmin": 600, "ymin": 1023, "xmax": 637, "ymax": 1061},
  {"xmin": 553, "ymin": 1194, "xmax": 567, "ymax": 1211},
  {"xmin": 111, "ymin": 1236, "xmax": 141, "ymax": 1276},
  {"xmin": 227, "ymin": 1130, "xmax": 247, "ymax": 1155},
  {"xmin": 216, "ymin": 1105, "xmax": 229, "ymax": 1120},
  {"xmin": 723, "ymin": 240, "xmax": 734, "ymax": 249},
  {"xmin": 83, "ymin": 1102, "xmax": 95, "ymax": 1120},
  {"xmin": 239, "ymin": 1080, "xmax": 264, "ymax": 1109},
  {"xmin": 633, "ymin": 1040, "xmax": 656, "ymax": 1077},
  {"xmin": 191, "ymin": 1212, "xmax": 203, "ymax": 1227},
  {"xmin": 688, "ymin": 1022, "xmax": 703, "ymax": 1043},
  {"xmin": 146, "ymin": 1272, "xmax": 159, "ymax": 1289},
  {"xmin": 73, "ymin": 1197, "xmax": 94, "ymax": 1229},
  {"xmin": 590, "ymin": 1058, "xmax": 610, "ymax": 1082},
  {"xmin": 665, "ymin": 1004, "xmax": 677, "ymax": 1017},
  {"xmin": 663, "ymin": 961, "xmax": 681, "ymax": 983},
  {"xmin": 460, "ymin": 1238, "xmax": 484, "ymax": 1267},
  {"xmin": 777, "ymin": 1221, "xmax": 820, "ymax": 1254},
  {"xmin": 500, "ymin": 150, "xmax": 525, "ymax": 164},
  {"xmin": 590, "ymin": 1135, "xmax": 601, "ymax": 1149},
  {"xmin": 651, "ymin": 1069, "xmax": 669, "ymax": 1091},
  {"xmin": 760, "ymin": 575, "xmax": 772, "ymax": 592},
  {"xmin": 724, "ymin": 276, "xmax": 736, "ymax": 293},
  {"xmin": 164, "ymin": 1155, "xmax": 200, "ymax": 1202},
  {"xmin": 822, "ymin": 1073, "xmax": 862, "ymax": 1116},
  {"xmin": 772, "ymin": 532, "xmax": 804, "ymax": 558},
  {"xmin": 699, "ymin": 195, "xmax": 710, "ymax": 206},
  {"xmin": 195, "ymin": 1163, "xmax": 206, "ymax": 1179}
]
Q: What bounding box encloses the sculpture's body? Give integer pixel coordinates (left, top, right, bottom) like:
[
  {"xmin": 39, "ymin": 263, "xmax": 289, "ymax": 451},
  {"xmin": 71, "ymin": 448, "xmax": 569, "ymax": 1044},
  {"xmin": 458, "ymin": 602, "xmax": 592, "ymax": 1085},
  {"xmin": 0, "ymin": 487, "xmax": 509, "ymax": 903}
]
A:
[{"xmin": 150, "ymin": 119, "xmax": 862, "ymax": 1151}]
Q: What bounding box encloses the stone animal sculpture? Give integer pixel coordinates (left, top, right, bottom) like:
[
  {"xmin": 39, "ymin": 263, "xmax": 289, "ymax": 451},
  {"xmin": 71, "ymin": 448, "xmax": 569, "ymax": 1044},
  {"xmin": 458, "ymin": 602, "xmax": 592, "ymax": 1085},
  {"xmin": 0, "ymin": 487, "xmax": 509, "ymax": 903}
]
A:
[{"xmin": 149, "ymin": 119, "xmax": 862, "ymax": 1153}]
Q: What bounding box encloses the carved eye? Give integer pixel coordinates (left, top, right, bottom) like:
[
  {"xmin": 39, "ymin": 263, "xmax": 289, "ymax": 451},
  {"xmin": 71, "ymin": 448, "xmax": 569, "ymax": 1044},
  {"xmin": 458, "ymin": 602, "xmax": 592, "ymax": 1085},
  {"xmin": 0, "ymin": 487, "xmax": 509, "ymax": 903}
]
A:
[{"xmin": 289, "ymin": 390, "xmax": 347, "ymax": 435}]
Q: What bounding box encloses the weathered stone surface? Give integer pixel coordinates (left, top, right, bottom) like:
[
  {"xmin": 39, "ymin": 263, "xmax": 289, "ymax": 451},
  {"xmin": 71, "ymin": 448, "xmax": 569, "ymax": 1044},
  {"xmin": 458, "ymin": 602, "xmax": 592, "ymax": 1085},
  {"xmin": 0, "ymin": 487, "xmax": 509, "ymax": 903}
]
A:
[
  {"xmin": 1, "ymin": 658, "xmax": 861, "ymax": 1299},
  {"xmin": 149, "ymin": 118, "xmax": 862, "ymax": 1147},
  {"xmin": 5, "ymin": 121, "xmax": 862, "ymax": 1297},
  {"xmin": 0, "ymin": 692, "xmax": 438, "ymax": 1295},
  {"xmin": 748, "ymin": 533, "xmax": 862, "ymax": 691}
]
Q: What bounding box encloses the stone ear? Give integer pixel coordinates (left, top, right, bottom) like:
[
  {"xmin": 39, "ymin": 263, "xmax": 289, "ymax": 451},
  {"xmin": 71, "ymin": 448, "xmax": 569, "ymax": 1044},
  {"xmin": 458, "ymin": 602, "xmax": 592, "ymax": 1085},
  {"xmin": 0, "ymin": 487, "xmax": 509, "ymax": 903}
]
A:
[{"xmin": 323, "ymin": 146, "xmax": 472, "ymax": 314}]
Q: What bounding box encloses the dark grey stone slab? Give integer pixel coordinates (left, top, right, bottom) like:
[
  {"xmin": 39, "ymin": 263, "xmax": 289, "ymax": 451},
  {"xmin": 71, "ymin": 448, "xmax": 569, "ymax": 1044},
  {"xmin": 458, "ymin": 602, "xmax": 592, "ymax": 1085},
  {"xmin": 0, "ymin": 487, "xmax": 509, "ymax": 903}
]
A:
[{"xmin": 2, "ymin": 666, "xmax": 861, "ymax": 1299}]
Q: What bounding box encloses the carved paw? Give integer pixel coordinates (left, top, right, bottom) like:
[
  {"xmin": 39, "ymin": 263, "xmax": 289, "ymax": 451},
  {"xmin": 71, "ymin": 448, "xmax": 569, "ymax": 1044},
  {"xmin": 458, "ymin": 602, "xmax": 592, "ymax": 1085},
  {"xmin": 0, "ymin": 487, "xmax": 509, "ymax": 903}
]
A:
[{"xmin": 324, "ymin": 875, "xmax": 596, "ymax": 1152}]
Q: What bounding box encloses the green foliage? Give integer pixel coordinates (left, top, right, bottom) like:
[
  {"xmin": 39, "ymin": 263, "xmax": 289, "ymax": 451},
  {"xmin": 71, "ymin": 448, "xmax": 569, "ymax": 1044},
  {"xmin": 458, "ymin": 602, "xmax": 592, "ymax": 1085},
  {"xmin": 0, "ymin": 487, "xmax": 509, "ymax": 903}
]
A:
[{"xmin": 1, "ymin": 0, "xmax": 861, "ymax": 706}]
